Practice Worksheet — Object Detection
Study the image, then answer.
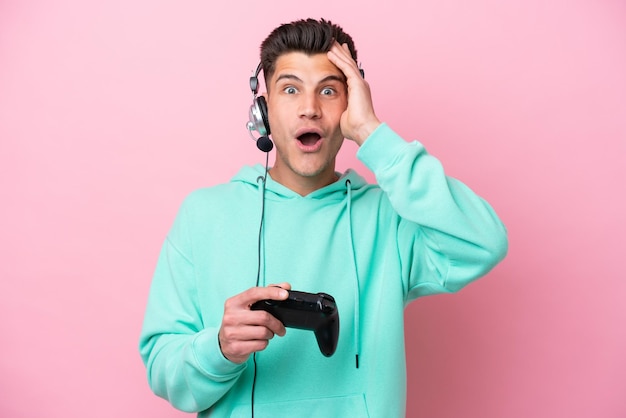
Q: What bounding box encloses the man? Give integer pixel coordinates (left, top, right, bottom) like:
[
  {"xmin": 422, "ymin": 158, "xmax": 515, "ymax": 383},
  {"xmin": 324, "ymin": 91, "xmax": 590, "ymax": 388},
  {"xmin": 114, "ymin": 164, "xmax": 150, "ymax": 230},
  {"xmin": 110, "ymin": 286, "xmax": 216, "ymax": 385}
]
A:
[{"xmin": 139, "ymin": 18, "xmax": 508, "ymax": 417}]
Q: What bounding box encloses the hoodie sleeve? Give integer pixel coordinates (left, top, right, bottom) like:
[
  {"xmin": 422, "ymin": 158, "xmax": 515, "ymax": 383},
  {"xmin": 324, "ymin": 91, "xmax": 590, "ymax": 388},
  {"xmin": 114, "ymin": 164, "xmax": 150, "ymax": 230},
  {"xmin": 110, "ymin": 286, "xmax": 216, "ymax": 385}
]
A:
[
  {"xmin": 138, "ymin": 197, "xmax": 246, "ymax": 413},
  {"xmin": 357, "ymin": 123, "xmax": 508, "ymax": 301}
]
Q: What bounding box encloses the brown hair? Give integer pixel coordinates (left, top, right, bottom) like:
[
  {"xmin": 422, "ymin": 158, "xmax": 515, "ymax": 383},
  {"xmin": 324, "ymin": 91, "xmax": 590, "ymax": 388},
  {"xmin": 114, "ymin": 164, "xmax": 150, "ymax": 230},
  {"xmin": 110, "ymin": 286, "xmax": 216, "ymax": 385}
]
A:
[{"xmin": 260, "ymin": 18, "xmax": 358, "ymax": 83}]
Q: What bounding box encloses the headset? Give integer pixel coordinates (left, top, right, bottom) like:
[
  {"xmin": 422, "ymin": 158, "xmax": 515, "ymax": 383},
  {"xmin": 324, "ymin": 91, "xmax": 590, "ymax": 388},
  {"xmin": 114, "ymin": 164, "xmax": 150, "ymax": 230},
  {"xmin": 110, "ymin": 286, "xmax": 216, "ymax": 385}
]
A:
[
  {"xmin": 246, "ymin": 61, "xmax": 365, "ymax": 153},
  {"xmin": 246, "ymin": 63, "xmax": 273, "ymax": 152}
]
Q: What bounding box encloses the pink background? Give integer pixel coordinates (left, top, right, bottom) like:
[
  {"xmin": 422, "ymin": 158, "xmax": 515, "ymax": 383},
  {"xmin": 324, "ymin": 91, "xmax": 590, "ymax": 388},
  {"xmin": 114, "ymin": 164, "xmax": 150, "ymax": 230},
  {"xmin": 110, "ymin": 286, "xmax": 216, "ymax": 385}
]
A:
[{"xmin": 1, "ymin": 0, "xmax": 625, "ymax": 417}]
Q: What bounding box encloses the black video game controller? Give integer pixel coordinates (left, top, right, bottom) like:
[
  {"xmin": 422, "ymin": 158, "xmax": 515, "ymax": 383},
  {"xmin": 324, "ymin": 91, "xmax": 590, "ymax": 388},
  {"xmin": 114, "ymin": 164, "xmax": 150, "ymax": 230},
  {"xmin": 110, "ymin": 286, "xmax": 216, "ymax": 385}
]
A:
[{"xmin": 250, "ymin": 290, "xmax": 339, "ymax": 357}]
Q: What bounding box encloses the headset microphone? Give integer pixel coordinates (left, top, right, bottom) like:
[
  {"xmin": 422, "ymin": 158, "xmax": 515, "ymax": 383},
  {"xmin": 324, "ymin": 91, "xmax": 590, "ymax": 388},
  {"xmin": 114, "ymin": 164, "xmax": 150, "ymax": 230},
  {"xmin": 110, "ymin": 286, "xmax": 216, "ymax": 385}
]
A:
[{"xmin": 256, "ymin": 135, "xmax": 273, "ymax": 152}]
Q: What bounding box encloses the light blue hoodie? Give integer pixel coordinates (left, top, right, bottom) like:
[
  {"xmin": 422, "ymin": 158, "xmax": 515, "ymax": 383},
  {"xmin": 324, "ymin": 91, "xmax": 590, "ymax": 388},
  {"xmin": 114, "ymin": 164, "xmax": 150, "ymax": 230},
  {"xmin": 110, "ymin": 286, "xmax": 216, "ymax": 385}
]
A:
[{"xmin": 139, "ymin": 123, "xmax": 508, "ymax": 417}]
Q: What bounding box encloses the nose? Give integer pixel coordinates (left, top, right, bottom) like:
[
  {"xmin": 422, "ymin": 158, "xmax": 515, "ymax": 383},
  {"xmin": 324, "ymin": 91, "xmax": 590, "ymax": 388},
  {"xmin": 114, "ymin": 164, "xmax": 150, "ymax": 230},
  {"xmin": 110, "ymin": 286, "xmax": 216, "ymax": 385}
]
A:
[{"xmin": 298, "ymin": 92, "xmax": 321, "ymax": 119}]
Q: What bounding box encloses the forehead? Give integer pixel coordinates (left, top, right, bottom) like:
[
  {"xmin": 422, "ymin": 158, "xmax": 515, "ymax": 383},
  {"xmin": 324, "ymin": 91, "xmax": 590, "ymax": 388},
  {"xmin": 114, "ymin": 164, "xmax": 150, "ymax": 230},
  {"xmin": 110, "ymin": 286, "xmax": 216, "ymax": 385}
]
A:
[{"xmin": 269, "ymin": 52, "xmax": 344, "ymax": 85}]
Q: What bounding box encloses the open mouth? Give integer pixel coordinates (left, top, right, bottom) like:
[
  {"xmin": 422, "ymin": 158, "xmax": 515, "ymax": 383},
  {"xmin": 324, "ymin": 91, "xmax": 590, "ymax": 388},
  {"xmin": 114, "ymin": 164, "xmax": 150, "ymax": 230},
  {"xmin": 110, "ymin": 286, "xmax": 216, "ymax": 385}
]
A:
[{"xmin": 297, "ymin": 132, "xmax": 322, "ymax": 146}]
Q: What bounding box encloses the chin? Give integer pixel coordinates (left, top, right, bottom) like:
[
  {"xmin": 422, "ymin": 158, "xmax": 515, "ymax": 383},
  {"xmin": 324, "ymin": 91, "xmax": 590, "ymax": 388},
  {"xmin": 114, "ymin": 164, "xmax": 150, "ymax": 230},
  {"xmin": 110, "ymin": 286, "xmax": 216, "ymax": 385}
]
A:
[
  {"xmin": 274, "ymin": 146, "xmax": 337, "ymax": 179},
  {"xmin": 294, "ymin": 161, "xmax": 335, "ymax": 179},
  {"xmin": 293, "ymin": 166, "xmax": 326, "ymax": 178}
]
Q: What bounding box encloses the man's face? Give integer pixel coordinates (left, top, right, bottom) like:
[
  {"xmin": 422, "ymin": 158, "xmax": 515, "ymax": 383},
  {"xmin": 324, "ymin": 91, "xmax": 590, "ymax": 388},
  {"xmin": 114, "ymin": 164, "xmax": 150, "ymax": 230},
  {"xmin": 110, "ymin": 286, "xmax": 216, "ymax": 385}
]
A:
[{"xmin": 265, "ymin": 52, "xmax": 348, "ymax": 190}]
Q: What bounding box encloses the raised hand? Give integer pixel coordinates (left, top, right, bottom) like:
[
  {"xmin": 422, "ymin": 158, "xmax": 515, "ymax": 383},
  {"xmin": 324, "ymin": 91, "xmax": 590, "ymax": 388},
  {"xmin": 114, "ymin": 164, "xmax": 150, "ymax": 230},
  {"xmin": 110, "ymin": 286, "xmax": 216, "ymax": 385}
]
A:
[{"xmin": 327, "ymin": 42, "xmax": 381, "ymax": 146}]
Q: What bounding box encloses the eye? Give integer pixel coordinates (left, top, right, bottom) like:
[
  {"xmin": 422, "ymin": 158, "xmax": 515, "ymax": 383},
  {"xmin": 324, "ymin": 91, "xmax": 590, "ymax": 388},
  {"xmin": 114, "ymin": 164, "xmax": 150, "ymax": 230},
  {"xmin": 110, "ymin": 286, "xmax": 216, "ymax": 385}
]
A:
[
  {"xmin": 321, "ymin": 87, "xmax": 335, "ymax": 96},
  {"xmin": 283, "ymin": 86, "xmax": 298, "ymax": 94}
]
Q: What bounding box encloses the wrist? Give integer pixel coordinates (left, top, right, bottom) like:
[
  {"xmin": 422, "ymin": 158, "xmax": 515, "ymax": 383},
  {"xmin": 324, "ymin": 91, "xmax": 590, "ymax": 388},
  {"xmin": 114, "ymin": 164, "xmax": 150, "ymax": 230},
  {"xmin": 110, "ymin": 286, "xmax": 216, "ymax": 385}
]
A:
[{"xmin": 353, "ymin": 118, "xmax": 382, "ymax": 146}]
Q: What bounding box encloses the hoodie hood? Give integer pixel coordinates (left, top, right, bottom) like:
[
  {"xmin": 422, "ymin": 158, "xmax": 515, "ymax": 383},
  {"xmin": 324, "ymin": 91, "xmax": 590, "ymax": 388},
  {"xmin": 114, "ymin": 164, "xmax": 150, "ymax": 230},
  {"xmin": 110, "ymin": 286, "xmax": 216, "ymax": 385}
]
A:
[{"xmin": 231, "ymin": 164, "xmax": 369, "ymax": 201}]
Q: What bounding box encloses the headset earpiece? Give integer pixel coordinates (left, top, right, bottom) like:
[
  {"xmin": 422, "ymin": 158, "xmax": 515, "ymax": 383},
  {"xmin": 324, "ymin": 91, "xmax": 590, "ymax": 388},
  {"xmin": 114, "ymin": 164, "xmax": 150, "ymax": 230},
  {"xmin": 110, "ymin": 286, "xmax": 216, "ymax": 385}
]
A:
[
  {"xmin": 256, "ymin": 96, "xmax": 270, "ymax": 135},
  {"xmin": 247, "ymin": 64, "xmax": 273, "ymax": 151},
  {"xmin": 247, "ymin": 96, "xmax": 270, "ymax": 137}
]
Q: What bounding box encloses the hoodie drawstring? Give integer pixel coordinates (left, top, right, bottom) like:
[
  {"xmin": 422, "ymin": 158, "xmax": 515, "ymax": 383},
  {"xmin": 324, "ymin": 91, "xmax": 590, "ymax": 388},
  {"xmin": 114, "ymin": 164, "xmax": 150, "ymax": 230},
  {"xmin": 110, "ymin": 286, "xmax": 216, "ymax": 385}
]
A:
[
  {"xmin": 255, "ymin": 175, "xmax": 268, "ymax": 287},
  {"xmin": 344, "ymin": 179, "xmax": 361, "ymax": 368}
]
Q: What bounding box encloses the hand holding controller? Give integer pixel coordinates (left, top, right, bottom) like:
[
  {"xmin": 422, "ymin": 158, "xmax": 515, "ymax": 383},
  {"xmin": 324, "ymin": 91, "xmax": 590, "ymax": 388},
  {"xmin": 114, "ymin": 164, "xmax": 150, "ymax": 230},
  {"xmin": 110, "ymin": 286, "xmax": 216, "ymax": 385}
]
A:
[{"xmin": 251, "ymin": 290, "xmax": 339, "ymax": 357}]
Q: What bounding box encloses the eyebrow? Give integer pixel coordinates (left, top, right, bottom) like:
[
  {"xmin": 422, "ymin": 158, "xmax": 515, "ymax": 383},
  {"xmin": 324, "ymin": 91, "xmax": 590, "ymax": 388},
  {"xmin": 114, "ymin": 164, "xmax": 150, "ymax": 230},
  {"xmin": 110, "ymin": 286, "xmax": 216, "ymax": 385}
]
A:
[{"xmin": 274, "ymin": 74, "xmax": 346, "ymax": 85}]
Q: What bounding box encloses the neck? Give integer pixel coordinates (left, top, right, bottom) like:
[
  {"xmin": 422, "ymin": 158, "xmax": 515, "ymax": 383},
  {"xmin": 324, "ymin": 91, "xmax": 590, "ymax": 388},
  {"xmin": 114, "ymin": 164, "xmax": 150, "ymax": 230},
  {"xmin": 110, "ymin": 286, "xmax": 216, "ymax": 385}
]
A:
[{"xmin": 268, "ymin": 167, "xmax": 339, "ymax": 196}]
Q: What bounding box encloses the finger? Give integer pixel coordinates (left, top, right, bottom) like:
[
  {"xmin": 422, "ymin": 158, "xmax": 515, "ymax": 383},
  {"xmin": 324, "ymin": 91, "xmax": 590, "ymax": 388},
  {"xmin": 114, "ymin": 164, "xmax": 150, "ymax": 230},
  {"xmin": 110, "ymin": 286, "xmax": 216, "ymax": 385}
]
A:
[
  {"xmin": 255, "ymin": 312, "xmax": 287, "ymax": 337},
  {"xmin": 219, "ymin": 331, "xmax": 273, "ymax": 363},
  {"xmin": 228, "ymin": 285, "xmax": 289, "ymax": 309},
  {"xmin": 220, "ymin": 309, "xmax": 286, "ymax": 352},
  {"xmin": 341, "ymin": 42, "xmax": 352, "ymax": 56},
  {"xmin": 229, "ymin": 320, "xmax": 279, "ymax": 340},
  {"xmin": 247, "ymin": 300, "xmax": 288, "ymax": 337},
  {"xmin": 327, "ymin": 42, "xmax": 360, "ymax": 78},
  {"xmin": 225, "ymin": 301, "xmax": 288, "ymax": 337},
  {"xmin": 327, "ymin": 44, "xmax": 353, "ymax": 69},
  {"xmin": 220, "ymin": 317, "xmax": 275, "ymax": 340},
  {"xmin": 223, "ymin": 301, "xmax": 280, "ymax": 323},
  {"xmin": 331, "ymin": 40, "xmax": 353, "ymax": 61},
  {"xmin": 267, "ymin": 282, "xmax": 292, "ymax": 292}
]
